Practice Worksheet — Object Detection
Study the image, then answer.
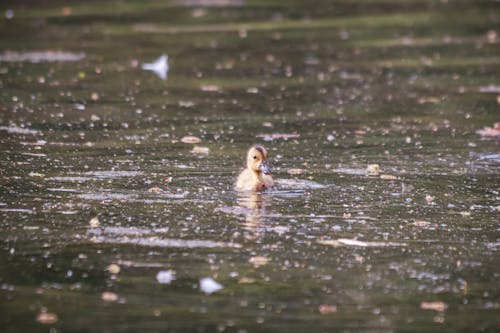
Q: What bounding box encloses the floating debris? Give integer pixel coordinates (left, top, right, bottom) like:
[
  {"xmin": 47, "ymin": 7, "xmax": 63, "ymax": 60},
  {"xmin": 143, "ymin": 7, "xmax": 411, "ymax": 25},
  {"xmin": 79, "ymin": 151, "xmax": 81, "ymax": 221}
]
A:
[
  {"xmin": 156, "ymin": 270, "xmax": 176, "ymax": 284},
  {"xmin": 106, "ymin": 264, "xmax": 121, "ymax": 275},
  {"xmin": 0, "ymin": 208, "xmax": 34, "ymax": 214},
  {"xmin": 148, "ymin": 187, "xmax": 163, "ymax": 193},
  {"xmin": 28, "ymin": 172, "xmax": 44, "ymax": 178},
  {"xmin": 200, "ymin": 277, "xmax": 224, "ymax": 294},
  {"xmin": 36, "ymin": 311, "xmax": 58, "ymax": 325},
  {"xmin": 476, "ymin": 122, "xmax": 500, "ymax": 137},
  {"xmin": 89, "ymin": 226, "xmax": 151, "ymax": 237},
  {"xmin": 191, "ymin": 146, "xmax": 210, "ymax": 154},
  {"xmin": 201, "ymin": 84, "xmax": 221, "ymax": 92},
  {"xmin": 246, "ymin": 87, "xmax": 259, "ymax": 94},
  {"xmin": 61, "ymin": 6, "xmax": 72, "ymax": 16},
  {"xmin": 181, "ymin": 136, "xmax": 202, "ymax": 144},
  {"xmin": 478, "ymin": 85, "xmax": 500, "ymax": 93},
  {"xmin": 101, "ymin": 291, "xmax": 119, "ymax": 302},
  {"xmin": 413, "ymin": 220, "xmax": 432, "ymax": 228},
  {"xmin": 238, "ymin": 277, "xmax": 256, "ymax": 284},
  {"xmin": 380, "ymin": 174, "xmax": 397, "ymax": 180},
  {"xmin": 332, "ymin": 167, "xmax": 367, "ymax": 175},
  {"xmin": 318, "ymin": 304, "xmax": 337, "ymax": 314},
  {"xmin": 425, "ymin": 194, "xmax": 435, "ymax": 205},
  {"xmin": 256, "ymin": 133, "xmax": 300, "ymax": 141},
  {"xmin": 418, "ymin": 96, "xmax": 440, "ymax": 104},
  {"xmin": 287, "ymin": 168, "xmax": 306, "ymax": 175},
  {"xmin": 90, "ymin": 234, "xmax": 241, "ymax": 249},
  {"xmin": 142, "ymin": 54, "xmax": 169, "ymax": 80},
  {"xmin": 115, "ymin": 260, "xmax": 164, "ymax": 268},
  {"xmin": 276, "ymin": 178, "xmax": 326, "ymax": 189},
  {"xmin": 366, "ymin": 164, "xmax": 380, "ymax": 176},
  {"xmin": 21, "ymin": 153, "xmax": 47, "ymax": 157},
  {"xmin": 5, "ymin": 9, "xmax": 14, "ymax": 19},
  {"xmin": 486, "ymin": 30, "xmax": 498, "ymax": 43},
  {"xmin": 89, "ymin": 216, "xmax": 100, "ymax": 228},
  {"xmin": 78, "ymin": 192, "xmax": 137, "ymax": 201},
  {"xmin": 420, "ymin": 301, "xmax": 447, "ymax": 312},
  {"xmin": 318, "ymin": 238, "xmax": 407, "ymax": 248},
  {"xmin": 21, "ymin": 139, "xmax": 47, "ymax": 146},
  {"xmin": 83, "ymin": 170, "xmax": 143, "ymax": 179},
  {"xmin": 249, "ymin": 256, "xmax": 270, "ymax": 268},
  {"xmin": 0, "ymin": 50, "xmax": 85, "ymax": 63},
  {"xmin": 179, "ymin": 100, "xmax": 195, "ymax": 108},
  {"xmin": 478, "ymin": 153, "xmax": 500, "ymax": 162},
  {"xmin": 0, "ymin": 125, "xmax": 40, "ymax": 135}
]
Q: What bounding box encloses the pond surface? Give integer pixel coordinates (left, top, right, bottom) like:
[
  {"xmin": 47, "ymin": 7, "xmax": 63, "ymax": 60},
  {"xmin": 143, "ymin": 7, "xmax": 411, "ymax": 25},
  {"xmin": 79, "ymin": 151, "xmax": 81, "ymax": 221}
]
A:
[{"xmin": 1, "ymin": 1, "xmax": 499, "ymax": 332}]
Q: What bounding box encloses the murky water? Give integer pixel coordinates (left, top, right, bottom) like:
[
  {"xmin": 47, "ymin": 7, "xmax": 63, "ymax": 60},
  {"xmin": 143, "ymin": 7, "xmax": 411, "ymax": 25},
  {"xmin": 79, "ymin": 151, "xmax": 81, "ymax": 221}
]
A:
[{"xmin": 1, "ymin": 1, "xmax": 499, "ymax": 332}]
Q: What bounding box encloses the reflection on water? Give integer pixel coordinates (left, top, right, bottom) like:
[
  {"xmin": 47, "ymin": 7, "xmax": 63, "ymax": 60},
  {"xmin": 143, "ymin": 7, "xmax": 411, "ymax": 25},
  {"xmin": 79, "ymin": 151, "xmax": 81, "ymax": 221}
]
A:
[{"xmin": 237, "ymin": 191, "xmax": 272, "ymax": 240}]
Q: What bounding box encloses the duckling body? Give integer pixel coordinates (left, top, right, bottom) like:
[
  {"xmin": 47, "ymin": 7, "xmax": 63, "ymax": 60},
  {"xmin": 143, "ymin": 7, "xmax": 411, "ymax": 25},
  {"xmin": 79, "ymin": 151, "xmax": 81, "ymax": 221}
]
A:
[{"xmin": 235, "ymin": 145, "xmax": 274, "ymax": 192}]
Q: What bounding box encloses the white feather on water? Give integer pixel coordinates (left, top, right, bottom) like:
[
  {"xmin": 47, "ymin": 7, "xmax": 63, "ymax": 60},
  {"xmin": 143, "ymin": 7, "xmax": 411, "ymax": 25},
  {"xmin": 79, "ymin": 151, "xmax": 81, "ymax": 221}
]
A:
[
  {"xmin": 142, "ymin": 54, "xmax": 169, "ymax": 80},
  {"xmin": 199, "ymin": 277, "xmax": 224, "ymax": 294}
]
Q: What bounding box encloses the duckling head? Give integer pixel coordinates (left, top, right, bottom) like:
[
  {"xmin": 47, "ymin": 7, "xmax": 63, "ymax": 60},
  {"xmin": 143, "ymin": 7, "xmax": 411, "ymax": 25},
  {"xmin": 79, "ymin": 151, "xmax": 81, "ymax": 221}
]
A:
[{"xmin": 246, "ymin": 145, "xmax": 272, "ymax": 175}]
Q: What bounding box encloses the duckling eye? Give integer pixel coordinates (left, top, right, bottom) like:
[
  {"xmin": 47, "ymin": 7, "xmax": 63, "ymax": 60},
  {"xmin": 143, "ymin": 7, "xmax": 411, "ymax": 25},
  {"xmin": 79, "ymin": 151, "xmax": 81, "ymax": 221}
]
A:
[{"xmin": 253, "ymin": 155, "xmax": 257, "ymax": 160}]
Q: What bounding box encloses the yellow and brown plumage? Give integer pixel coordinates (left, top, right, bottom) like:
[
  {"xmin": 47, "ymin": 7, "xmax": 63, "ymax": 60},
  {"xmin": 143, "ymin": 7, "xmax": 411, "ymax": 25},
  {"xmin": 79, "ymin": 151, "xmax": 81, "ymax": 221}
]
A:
[{"xmin": 235, "ymin": 145, "xmax": 274, "ymax": 192}]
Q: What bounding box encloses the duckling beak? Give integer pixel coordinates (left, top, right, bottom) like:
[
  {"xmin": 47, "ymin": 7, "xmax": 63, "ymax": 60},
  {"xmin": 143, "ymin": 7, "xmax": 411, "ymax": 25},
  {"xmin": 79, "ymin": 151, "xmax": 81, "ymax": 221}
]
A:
[{"xmin": 260, "ymin": 161, "xmax": 272, "ymax": 175}]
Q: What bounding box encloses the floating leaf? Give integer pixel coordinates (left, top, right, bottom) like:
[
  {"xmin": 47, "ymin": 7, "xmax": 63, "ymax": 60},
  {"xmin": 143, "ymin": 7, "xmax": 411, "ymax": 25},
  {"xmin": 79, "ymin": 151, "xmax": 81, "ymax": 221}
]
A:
[
  {"xmin": 181, "ymin": 136, "xmax": 202, "ymax": 144},
  {"xmin": 476, "ymin": 122, "xmax": 500, "ymax": 137},
  {"xmin": 249, "ymin": 256, "xmax": 269, "ymax": 267},
  {"xmin": 201, "ymin": 85, "xmax": 221, "ymax": 92},
  {"xmin": 101, "ymin": 291, "xmax": 118, "ymax": 302},
  {"xmin": 29, "ymin": 172, "xmax": 45, "ymax": 177},
  {"xmin": 238, "ymin": 277, "xmax": 256, "ymax": 284},
  {"xmin": 380, "ymin": 174, "xmax": 397, "ymax": 180},
  {"xmin": 36, "ymin": 312, "xmax": 58, "ymax": 325},
  {"xmin": 425, "ymin": 194, "xmax": 434, "ymax": 205},
  {"xmin": 319, "ymin": 304, "xmax": 337, "ymax": 314},
  {"xmin": 89, "ymin": 216, "xmax": 100, "ymax": 228},
  {"xmin": 287, "ymin": 168, "xmax": 306, "ymax": 175},
  {"xmin": 148, "ymin": 187, "xmax": 163, "ymax": 193},
  {"xmin": 366, "ymin": 164, "xmax": 380, "ymax": 176},
  {"xmin": 420, "ymin": 301, "xmax": 447, "ymax": 312},
  {"xmin": 191, "ymin": 146, "xmax": 210, "ymax": 154},
  {"xmin": 107, "ymin": 264, "xmax": 120, "ymax": 275},
  {"xmin": 413, "ymin": 220, "xmax": 431, "ymax": 228}
]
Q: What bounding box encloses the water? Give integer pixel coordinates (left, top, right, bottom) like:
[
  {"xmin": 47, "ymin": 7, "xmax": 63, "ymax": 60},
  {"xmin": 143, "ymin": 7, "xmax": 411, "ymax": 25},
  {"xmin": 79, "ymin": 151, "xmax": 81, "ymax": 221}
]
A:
[{"xmin": 1, "ymin": 1, "xmax": 499, "ymax": 332}]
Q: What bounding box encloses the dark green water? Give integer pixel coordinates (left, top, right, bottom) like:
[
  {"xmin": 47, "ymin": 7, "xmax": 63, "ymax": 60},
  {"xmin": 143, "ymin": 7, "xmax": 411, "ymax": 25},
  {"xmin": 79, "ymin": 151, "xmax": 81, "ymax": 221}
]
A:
[{"xmin": 1, "ymin": 1, "xmax": 499, "ymax": 332}]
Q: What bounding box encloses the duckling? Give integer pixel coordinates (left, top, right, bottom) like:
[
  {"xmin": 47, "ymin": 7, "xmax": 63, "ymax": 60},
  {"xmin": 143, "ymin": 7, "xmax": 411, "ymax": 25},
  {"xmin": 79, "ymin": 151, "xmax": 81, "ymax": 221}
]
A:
[{"xmin": 235, "ymin": 145, "xmax": 274, "ymax": 192}]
